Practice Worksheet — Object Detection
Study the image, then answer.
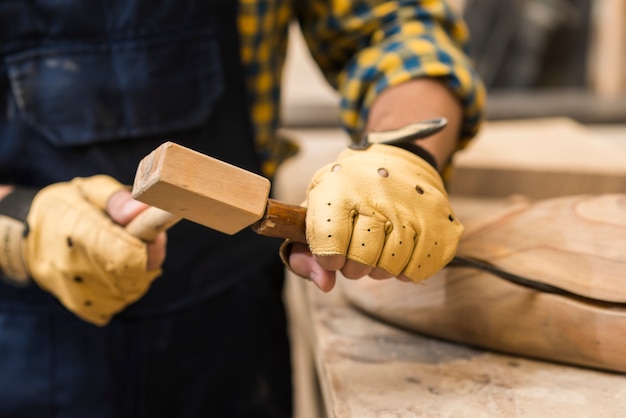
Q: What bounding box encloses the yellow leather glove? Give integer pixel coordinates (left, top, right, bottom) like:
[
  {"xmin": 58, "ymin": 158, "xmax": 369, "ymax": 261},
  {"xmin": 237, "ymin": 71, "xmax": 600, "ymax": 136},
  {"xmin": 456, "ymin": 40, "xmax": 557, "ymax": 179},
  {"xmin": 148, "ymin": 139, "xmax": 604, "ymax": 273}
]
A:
[
  {"xmin": 306, "ymin": 144, "xmax": 463, "ymax": 282},
  {"xmin": 0, "ymin": 175, "xmax": 161, "ymax": 326}
]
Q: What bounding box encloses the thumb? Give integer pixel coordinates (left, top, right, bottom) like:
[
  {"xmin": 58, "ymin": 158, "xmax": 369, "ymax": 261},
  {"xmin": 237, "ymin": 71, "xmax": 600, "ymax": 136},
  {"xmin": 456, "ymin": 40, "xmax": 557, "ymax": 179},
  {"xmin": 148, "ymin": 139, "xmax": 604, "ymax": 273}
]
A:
[
  {"xmin": 289, "ymin": 243, "xmax": 337, "ymax": 292},
  {"xmin": 107, "ymin": 190, "xmax": 150, "ymax": 226}
]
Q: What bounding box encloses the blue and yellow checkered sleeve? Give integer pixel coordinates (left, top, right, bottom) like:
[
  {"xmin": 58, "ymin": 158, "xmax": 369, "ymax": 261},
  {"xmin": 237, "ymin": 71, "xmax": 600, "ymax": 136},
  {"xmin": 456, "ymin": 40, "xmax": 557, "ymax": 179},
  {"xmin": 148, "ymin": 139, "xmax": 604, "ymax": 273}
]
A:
[{"xmin": 297, "ymin": 0, "xmax": 486, "ymax": 147}]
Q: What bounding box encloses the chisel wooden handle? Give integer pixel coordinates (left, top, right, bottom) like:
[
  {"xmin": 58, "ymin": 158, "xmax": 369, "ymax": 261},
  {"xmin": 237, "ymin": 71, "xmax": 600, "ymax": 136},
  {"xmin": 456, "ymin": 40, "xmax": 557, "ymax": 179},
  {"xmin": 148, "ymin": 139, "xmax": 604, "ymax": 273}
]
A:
[{"xmin": 251, "ymin": 199, "xmax": 307, "ymax": 243}]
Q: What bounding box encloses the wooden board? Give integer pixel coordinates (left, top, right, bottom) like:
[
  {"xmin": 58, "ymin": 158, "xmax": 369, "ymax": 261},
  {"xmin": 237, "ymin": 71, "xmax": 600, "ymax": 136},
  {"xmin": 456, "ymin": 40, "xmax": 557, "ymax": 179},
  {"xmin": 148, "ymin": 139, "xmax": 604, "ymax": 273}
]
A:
[
  {"xmin": 448, "ymin": 118, "xmax": 626, "ymax": 199},
  {"xmin": 339, "ymin": 194, "xmax": 626, "ymax": 374}
]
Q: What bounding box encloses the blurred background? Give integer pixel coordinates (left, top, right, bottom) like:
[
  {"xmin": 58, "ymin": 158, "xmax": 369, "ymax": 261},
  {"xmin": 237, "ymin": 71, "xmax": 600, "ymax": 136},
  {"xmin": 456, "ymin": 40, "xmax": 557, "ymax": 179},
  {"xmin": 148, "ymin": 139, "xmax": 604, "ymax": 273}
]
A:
[
  {"xmin": 281, "ymin": 0, "xmax": 626, "ymax": 126},
  {"xmin": 277, "ymin": 3, "xmax": 626, "ymax": 416}
]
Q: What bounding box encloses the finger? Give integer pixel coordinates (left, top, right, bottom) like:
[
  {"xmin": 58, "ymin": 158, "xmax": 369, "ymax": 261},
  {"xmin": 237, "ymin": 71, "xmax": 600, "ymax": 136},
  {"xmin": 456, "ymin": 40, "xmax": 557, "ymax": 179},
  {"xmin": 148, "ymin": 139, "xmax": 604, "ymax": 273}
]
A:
[
  {"xmin": 377, "ymin": 222, "xmax": 415, "ymax": 277},
  {"xmin": 146, "ymin": 232, "xmax": 167, "ymax": 271},
  {"xmin": 73, "ymin": 175, "xmax": 127, "ymax": 211},
  {"xmin": 345, "ymin": 214, "xmax": 387, "ymax": 267},
  {"xmin": 314, "ymin": 254, "xmax": 346, "ymax": 271},
  {"xmin": 369, "ymin": 267, "xmax": 394, "ymax": 280},
  {"xmin": 403, "ymin": 230, "xmax": 446, "ymax": 282},
  {"xmin": 397, "ymin": 274, "xmax": 414, "ymax": 283},
  {"xmin": 107, "ymin": 190, "xmax": 150, "ymax": 226},
  {"xmin": 108, "ymin": 190, "xmax": 167, "ymax": 271},
  {"xmin": 340, "ymin": 259, "xmax": 372, "ymax": 279},
  {"xmin": 289, "ymin": 244, "xmax": 337, "ymax": 292},
  {"xmin": 306, "ymin": 189, "xmax": 355, "ymax": 257}
]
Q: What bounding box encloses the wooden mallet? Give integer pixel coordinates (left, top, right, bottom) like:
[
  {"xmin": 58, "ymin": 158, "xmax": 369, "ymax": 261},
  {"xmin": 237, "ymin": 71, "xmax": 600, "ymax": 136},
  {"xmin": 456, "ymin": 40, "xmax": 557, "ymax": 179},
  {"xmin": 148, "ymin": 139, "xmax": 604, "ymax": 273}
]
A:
[{"xmin": 126, "ymin": 141, "xmax": 306, "ymax": 243}]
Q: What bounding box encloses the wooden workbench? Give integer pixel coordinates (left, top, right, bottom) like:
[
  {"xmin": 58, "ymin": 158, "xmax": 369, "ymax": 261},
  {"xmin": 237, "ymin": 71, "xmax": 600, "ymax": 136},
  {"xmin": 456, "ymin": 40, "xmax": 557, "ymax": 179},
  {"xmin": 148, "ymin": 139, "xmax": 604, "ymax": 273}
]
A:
[
  {"xmin": 286, "ymin": 273, "xmax": 626, "ymax": 418},
  {"xmin": 276, "ymin": 119, "xmax": 626, "ymax": 418}
]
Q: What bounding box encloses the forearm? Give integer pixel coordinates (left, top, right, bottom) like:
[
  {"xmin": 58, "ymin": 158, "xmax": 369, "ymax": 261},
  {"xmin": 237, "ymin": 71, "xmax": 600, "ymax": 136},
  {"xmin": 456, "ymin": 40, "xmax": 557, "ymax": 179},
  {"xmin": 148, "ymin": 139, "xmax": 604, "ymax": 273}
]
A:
[
  {"xmin": 365, "ymin": 78, "xmax": 463, "ymax": 171},
  {"xmin": 299, "ymin": 0, "xmax": 485, "ymax": 150}
]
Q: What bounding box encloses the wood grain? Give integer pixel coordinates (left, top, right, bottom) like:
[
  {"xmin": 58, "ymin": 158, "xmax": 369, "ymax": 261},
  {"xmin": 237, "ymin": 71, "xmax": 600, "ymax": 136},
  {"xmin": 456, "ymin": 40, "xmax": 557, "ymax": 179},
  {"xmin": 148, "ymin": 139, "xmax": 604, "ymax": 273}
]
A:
[
  {"xmin": 340, "ymin": 194, "xmax": 626, "ymax": 373},
  {"xmin": 132, "ymin": 141, "xmax": 271, "ymax": 235},
  {"xmin": 251, "ymin": 199, "xmax": 307, "ymax": 243},
  {"xmin": 125, "ymin": 206, "xmax": 182, "ymax": 242},
  {"xmin": 291, "ymin": 269, "xmax": 626, "ymax": 418},
  {"xmin": 131, "ymin": 142, "xmax": 308, "ymax": 242}
]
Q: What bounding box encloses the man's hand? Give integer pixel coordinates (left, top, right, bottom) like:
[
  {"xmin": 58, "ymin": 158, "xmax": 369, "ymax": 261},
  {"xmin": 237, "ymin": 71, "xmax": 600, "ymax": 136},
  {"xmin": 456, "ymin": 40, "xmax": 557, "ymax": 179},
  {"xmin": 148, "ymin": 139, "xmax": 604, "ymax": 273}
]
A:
[
  {"xmin": 0, "ymin": 175, "xmax": 167, "ymax": 325},
  {"xmin": 286, "ymin": 78, "xmax": 464, "ymax": 291},
  {"xmin": 295, "ymin": 144, "xmax": 463, "ymax": 290},
  {"xmin": 287, "ymin": 242, "xmax": 336, "ymax": 291}
]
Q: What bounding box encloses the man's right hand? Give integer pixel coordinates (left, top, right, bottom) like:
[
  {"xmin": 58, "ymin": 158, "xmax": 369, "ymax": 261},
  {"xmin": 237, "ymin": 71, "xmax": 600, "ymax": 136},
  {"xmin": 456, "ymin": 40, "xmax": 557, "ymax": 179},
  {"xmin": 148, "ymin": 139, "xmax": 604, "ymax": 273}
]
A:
[{"xmin": 0, "ymin": 175, "xmax": 167, "ymax": 326}]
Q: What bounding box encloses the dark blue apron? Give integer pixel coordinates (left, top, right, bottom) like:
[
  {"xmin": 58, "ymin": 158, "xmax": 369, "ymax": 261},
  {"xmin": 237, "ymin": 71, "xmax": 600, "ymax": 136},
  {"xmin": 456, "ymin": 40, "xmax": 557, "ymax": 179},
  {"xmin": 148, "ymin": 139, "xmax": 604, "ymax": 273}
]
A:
[{"xmin": 0, "ymin": 1, "xmax": 291, "ymax": 416}]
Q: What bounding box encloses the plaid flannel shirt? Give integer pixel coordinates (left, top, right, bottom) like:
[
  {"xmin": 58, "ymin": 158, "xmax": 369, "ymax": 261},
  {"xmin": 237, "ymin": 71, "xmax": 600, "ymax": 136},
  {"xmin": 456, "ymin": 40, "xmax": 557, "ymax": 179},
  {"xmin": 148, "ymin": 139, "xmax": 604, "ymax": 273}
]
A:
[{"xmin": 239, "ymin": 0, "xmax": 486, "ymax": 177}]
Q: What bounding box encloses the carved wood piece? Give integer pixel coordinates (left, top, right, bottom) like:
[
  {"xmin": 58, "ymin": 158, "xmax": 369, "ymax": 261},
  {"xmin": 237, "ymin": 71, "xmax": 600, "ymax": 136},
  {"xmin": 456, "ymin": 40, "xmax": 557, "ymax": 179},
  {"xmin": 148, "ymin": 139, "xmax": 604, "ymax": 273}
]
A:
[{"xmin": 340, "ymin": 194, "xmax": 626, "ymax": 373}]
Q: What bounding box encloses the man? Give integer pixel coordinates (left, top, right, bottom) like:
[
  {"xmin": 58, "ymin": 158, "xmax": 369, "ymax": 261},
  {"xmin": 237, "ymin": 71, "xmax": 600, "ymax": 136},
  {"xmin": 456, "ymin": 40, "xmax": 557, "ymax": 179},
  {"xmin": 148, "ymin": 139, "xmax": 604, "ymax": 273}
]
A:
[{"xmin": 0, "ymin": 0, "xmax": 484, "ymax": 416}]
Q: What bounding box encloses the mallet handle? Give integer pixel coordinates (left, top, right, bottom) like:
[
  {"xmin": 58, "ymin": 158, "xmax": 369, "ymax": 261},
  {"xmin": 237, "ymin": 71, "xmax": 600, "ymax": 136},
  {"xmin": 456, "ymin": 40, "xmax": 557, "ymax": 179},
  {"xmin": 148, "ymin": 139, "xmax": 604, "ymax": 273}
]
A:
[
  {"xmin": 125, "ymin": 200, "xmax": 307, "ymax": 243},
  {"xmin": 125, "ymin": 207, "xmax": 181, "ymax": 242}
]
